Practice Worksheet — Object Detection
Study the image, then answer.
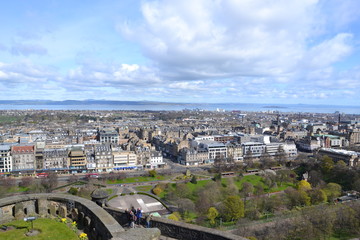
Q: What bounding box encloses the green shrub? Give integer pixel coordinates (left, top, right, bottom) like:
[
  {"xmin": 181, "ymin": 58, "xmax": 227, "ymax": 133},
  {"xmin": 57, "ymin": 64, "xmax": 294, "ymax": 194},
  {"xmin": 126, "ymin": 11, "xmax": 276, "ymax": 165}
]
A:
[
  {"xmin": 152, "ymin": 186, "xmax": 163, "ymax": 196},
  {"xmin": 68, "ymin": 187, "xmax": 78, "ymax": 195},
  {"xmin": 149, "ymin": 170, "xmax": 157, "ymax": 177}
]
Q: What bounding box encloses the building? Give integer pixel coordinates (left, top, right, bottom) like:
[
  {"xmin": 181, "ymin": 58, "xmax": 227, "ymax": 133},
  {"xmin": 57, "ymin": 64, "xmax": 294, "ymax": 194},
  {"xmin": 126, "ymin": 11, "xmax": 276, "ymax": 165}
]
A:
[
  {"xmin": 43, "ymin": 148, "xmax": 68, "ymax": 170},
  {"xmin": 11, "ymin": 145, "xmax": 35, "ymax": 172},
  {"xmin": 98, "ymin": 129, "xmax": 119, "ymax": 144},
  {"xmin": 226, "ymin": 142, "xmax": 243, "ymax": 162},
  {"xmin": 178, "ymin": 148, "xmax": 208, "ymax": 166},
  {"xmin": 242, "ymin": 142, "xmax": 266, "ymax": 158},
  {"xmin": 198, "ymin": 140, "xmax": 227, "ymax": 163},
  {"xmin": 147, "ymin": 151, "xmax": 165, "ymax": 169},
  {"xmin": 349, "ymin": 130, "xmax": 360, "ymax": 145},
  {"xmin": 296, "ymin": 137, "xmax": 321, "ymax": 152},
  {"xmin": 95, "ymin": 144, "xmax": 113, "ymax": 172},
  {"xmin": 68, "ymin": 147, "xmax": 87, "ymax": 172},
  {"xmin": 35, "ymin": 142, "xmax": 45, "ymax": 170},
  {"xmin": 213, "ymin": 134, "xmax": 235, "ymax": 143},
  {"xmin": 265, "ymin": 143, "xmax": 283, "ymax": 156},
  {"xmin": 318, "ymin": 148, "xmax": 360, "ymax": 167},
  {"xmin": 113, "ymin": 151, "xmax": 137, "ymax": 170},
  {"xmin": 283, "ymin": 142, "xmax": 298, "ymax": 158},
  {"xmin": 0, "ymin": 145, "xmax": 12, "ymax": 172}
]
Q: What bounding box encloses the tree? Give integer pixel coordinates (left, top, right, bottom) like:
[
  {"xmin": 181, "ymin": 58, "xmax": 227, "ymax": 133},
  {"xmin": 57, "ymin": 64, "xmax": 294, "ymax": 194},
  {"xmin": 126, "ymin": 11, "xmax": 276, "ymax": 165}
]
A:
[
  {"xmin": 321, "ymin": 155, "xmax": 334, "ymax": 174},
  {"xmin": 19, "ymin": 176, "xmax": 33, "ymax": 188},
  {"xmin": 302, "ymin": 205, "xmax": 336, "ymax": 239},
  {"xmin": 335, "ymin": 160, "xmax": 347, "ymax": 169},
  {"xmin": 276, "ymin": 170, "xmax": 295, "ymax": 186},
  {"xmin": 68, "ymin": 174, "xmax": 79, "ymax": 183},
  {"xmin": 48, "ymin": 172, "xmax": 58, "ymax": 188},
  {"xmin": 298, "ymin": 180, "xmax": 311, "ymax": 192},
  {"xmin": 190, "ymin": 175, "xmax": 197, "ymax": 184},
  {"xmin": 213, "ymin": 173, "xmax": 222, "ymax": 182},
  {"xmin": 259, "ymin": 151, "xmax": 274, "ymax": 169},
  {"xmin": 254, "ymin": 183, "xmax": 264, "ymax": 196},
  {"xmin": 207, "ymin": 207, "xmax": 219, "ymax": 225},
  {"xmin": 241, "ymin": 182, "xmax": 254, "ymax": 199},
  {"xmin": 244, "ymin": 150, "xmax": 254, "ymax": 168},
  {"xmin": 324, "ymin": 182, "xmax": 342, "ymax": 202},
  {"xmin": 275, "ymin": 145, "xmax": 287, "ymax": 165},
  {"xmin": 308, "ymin": 189, "xmax": 327, "ymax": 205},
  {"xmin": 195, "ymin": 182, "xmax": 222, "ymax": 213},
  {"xmin": 223, "ymin": 195, "xmax": 244, "ymax": 221},
  {"xmin": 0, "ymin": 177, "xmax": 16, "ymax": 189},
  {"xmin": 149, "ymin": 170, "xmax": 157, "ymax": 177},
  {"xmin": 308, "ymin": 170, "xmax": 324, "ymax": 187},
  {"xmin": 352, "ymin": 178, "xmax": 360, "ymax": 192},
  {"xmin": 285, "ymin": 187, "xmax": 310, "ymax": 208},
  {"xmin": 175, "ymin": 183, "xmax": 192, "ymax": 199},
  {"xmin": 177, "ymin": 198, "xmax": 195, "ymax": 219}
]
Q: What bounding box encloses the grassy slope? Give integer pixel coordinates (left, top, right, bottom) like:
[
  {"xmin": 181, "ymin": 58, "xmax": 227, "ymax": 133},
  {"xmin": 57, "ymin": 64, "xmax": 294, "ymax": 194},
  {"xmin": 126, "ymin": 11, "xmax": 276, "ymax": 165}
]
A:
[
  {"xmin": 107, "ymin": 175, "xmax": 166, "ymax": 184},
  {"xmin": 0, "ymin": 218, "xmax": 78, "ymax": 240}
]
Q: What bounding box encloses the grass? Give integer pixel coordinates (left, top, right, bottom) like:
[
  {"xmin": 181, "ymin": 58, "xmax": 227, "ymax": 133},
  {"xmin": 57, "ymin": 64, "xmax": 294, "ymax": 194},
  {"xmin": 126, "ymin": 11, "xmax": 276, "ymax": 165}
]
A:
[
  {"xmin": 328, "ymin": 231, "xmax": 359, "ymax": 240},
  {"xmin": 135, "ymin": 185, "xmax": 154, "ymax": 192},
  {"xmin": 159, "ymin": 175, "xmax": 294, "ymax": 201},
  {"xmin": 185, "ymin": 179, "xmax": 210, "ymax": 192},
  {"xmin": 107, "ymin": 175, "xmax": 166, "ymax": 184},
  {"xmin": 183, "ymin": 211, "xmax": 198, "ymax": 223},
  {"xmin": 0, "ymin": 218, "xmax": 79, "ymax": 240},
  {"xmin": 7, "ymin": 186, "xmax": 30, "ymax": 193},
  {"xmin": 105, "ymin": 188, "xmax": 113, "ymax": 195}
]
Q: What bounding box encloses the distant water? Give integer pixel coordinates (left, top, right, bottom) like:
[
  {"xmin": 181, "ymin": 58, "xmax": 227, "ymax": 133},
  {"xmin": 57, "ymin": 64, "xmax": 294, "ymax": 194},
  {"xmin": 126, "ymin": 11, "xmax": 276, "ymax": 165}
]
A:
[{"xmin": 0, "ymin": 103, "xmax": 359, "ymax": 114}]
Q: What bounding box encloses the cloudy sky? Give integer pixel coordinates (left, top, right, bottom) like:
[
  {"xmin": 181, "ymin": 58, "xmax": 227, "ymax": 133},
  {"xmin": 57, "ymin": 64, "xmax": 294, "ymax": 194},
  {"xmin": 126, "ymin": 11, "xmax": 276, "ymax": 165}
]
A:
[{"xmin": 0, "ymin": 0, "xmax": 359, "ymax": 105}]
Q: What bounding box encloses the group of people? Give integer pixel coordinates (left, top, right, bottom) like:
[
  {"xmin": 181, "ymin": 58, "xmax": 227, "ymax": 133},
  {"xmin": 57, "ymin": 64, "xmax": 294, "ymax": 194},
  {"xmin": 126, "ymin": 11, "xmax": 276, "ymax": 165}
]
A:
[{"xmin": 126, "ymin": 206, "xmax": 152, "ymax": 228}]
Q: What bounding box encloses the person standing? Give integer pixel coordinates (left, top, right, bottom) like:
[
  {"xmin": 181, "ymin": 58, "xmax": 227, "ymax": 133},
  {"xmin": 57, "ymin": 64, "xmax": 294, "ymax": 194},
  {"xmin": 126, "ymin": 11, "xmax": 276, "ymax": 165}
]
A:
[
  {"xmin": 136, "ymin": 208, "xmax": 142, "ymax": 225},
  {"xmin": 145, "ymin": 214, "xmax": 152, "ymax": 228},
  {"xmin": 129, "ymin": 211, "xmax": 136, "ymax": 228}
]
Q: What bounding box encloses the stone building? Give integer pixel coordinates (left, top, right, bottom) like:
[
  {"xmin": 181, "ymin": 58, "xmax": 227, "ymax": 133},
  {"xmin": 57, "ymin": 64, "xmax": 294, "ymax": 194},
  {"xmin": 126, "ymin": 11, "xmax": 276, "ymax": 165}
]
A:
[
  {"xmin": 95, "ymin": 144, "xmax": 113, "ymax": 172},
  {"xmin": 11, "ymin": 145, "xmax": 35, "ymax": 172},
  {"xmin": 318, "ymin": 148, "xmax": 360, "ymax": 167},
  {"xmin": 98, "ymin": 129, "xmax": 119, "ymax": 144},
  {"xmin": 68, "ymin": 146, "xmax": 87, "ymax": 172},
  {"xmin": 0, "ymin": 145, "xmax": 12, "ymax": 172},
  {"xmin": 148, "ymin": 151, "xmax": 165, "ymax": 169},
  {"xmin": 43, "ymin": 148, "xmax": 68, "ymax": 170}
]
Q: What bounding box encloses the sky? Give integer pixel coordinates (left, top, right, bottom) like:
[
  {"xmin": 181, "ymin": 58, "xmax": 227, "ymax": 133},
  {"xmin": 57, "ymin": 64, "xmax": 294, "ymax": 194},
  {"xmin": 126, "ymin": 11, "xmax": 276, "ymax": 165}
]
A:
[{"xmin": 0, "ymin": 0, "xmax": 360, "ymax": 105}]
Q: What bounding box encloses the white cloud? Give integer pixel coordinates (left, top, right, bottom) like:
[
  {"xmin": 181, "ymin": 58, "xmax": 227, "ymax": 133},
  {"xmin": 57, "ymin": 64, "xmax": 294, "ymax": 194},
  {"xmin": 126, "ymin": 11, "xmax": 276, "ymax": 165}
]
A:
[{"xmin": 122, "ymin": 0, "xmax": 328, "ymax": 80}]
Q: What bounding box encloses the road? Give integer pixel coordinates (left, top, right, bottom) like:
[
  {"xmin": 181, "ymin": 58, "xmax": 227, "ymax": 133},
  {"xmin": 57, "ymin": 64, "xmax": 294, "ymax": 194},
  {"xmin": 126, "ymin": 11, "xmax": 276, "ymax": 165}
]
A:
[{"xmin": 9, "ymin": 158, "xmax": 213, "ymax": 185}]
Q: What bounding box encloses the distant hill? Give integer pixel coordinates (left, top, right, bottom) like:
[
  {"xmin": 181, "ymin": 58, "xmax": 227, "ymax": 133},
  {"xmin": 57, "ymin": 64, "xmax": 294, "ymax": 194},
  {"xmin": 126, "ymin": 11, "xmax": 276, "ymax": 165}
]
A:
[{"xmin": 0, "ymin": 100, "xmax": 187, "ymax": 106}]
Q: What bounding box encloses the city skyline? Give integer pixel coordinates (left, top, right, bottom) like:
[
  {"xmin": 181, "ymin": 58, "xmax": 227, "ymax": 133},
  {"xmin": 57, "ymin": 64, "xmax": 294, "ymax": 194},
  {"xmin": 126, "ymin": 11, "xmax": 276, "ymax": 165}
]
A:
[{"xmin": 0, "ymin": 0, "xmax": 360, "ymax": 106}]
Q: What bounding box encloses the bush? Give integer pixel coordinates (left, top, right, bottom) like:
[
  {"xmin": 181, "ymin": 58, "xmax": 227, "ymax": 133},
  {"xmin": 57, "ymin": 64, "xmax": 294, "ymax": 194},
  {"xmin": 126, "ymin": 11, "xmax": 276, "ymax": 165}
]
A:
[
  {"xmin": 68, "ymin": 187, "xmax": 78, "ymax": 195},
  {"xmin": 152, "ymin": 186, "xmax": 163, "ymax": 196},
  {"xmin": 149, "ymin": 170, "xmax": 157, "ymax": 178},
  {"xmin": 190, "ymin": 175, "xmax": 197, "ymax": 184},
  {"xmin": 168, "ymin": 212, "xmax": 181, "ymax": 221}
]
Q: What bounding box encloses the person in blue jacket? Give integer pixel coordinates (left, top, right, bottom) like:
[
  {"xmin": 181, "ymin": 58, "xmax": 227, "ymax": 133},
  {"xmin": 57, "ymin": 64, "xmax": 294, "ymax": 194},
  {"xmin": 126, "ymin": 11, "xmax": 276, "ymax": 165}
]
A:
[{"xmin": 136, "ymin": 208, "xmax": 142, "ymax": 225}]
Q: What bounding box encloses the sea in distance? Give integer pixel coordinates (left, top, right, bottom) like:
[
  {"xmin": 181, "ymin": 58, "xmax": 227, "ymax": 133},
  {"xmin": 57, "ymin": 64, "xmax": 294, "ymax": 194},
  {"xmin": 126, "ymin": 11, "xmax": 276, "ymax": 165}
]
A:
[{"xmin": 0, "ymin": 100, "xmax": 359, "ymax": 114}]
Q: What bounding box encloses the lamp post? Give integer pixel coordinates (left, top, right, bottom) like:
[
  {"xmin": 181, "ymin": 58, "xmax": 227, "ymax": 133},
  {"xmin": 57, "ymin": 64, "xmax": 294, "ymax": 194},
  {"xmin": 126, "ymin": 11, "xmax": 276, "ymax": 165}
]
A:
[{"xmin": 24, "ymin": 216, "xmax": 37, "ymax": 232}]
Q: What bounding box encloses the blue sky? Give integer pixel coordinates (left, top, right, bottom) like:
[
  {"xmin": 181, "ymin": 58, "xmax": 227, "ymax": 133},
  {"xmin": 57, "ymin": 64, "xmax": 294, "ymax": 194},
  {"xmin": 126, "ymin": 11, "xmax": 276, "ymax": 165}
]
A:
[{"xmin": 0, "ymin": 0, "xmax": 360, "ymax": 105}]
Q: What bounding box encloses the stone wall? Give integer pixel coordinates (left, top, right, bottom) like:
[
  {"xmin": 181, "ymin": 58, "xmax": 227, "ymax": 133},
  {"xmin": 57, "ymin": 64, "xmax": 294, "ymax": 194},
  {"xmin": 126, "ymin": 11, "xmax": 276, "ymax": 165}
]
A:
[
  {"xmin": 104, "ymin": 207, "xmax": 247, "ymax": 240},
  {"xmin": 0, "ymin": 193, "xmax": 126, "ymax": 240}
]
